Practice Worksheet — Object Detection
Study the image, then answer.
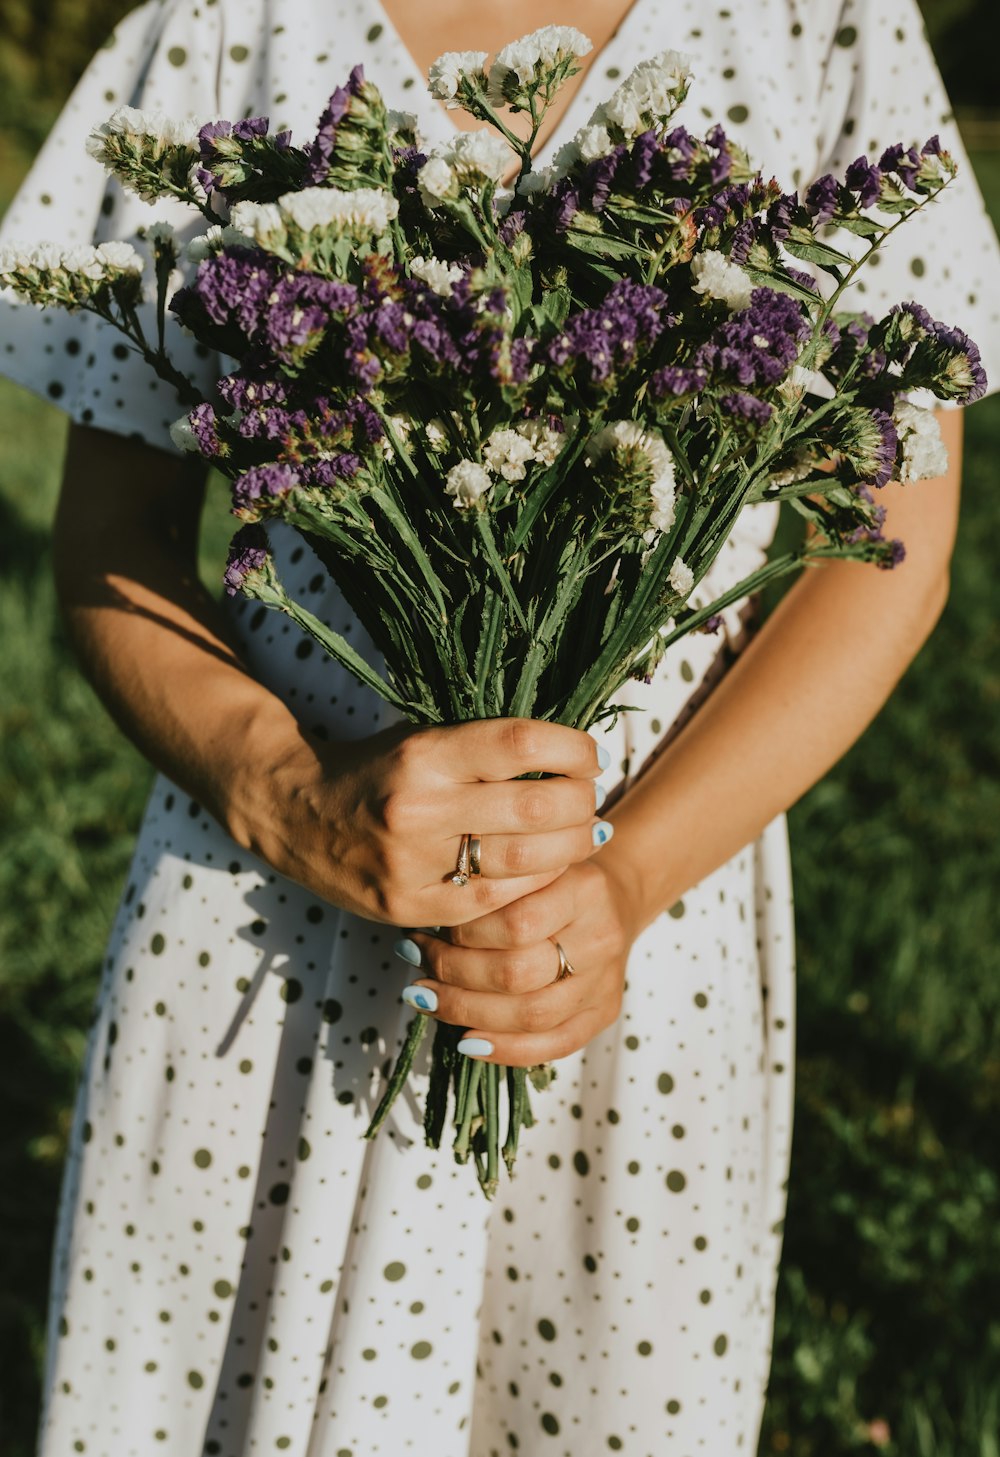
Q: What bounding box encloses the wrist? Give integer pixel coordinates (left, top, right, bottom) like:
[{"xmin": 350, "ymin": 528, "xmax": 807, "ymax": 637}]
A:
[{"xmin": 215, "ymin": 688, "xmax": 320, "ymax": 858}]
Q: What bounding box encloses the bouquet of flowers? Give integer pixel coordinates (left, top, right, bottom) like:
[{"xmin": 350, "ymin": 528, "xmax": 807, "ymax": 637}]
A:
[{"xmin": 1, "ymin": 25, "xmax": 985, "ymax": 1198}]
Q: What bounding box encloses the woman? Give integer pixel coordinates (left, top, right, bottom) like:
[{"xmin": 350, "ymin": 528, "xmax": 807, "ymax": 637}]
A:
[{"xmin": 2, "ymin": 0, "xmax": 999, "ymax": 1453}]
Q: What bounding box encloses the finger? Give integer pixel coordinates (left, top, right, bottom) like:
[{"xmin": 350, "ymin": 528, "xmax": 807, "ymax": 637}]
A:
[
  {"xmin": 440, "ymin": 822, "xmax": 604, "ymax": 882},
  {"xmin": 448, "ymin": 865, "xmax": 592, "ymax": 948},
  {"xmin": 437, "ymin": 774, "xmax": 604, "ymax": 835},
  {"xmin": 400, "ymin": 966, "xmax": 587, "ymax": 1037},
  {"xmin": 417, "ymin": 868, "xmax": 566, "ymax": 930},
  {"xmin": 422, "ymin": 717, "xmax": 608, "ymax": 783},
  {"xmin": 452, "ymin": 1008, "xmax": 606, "ymax": 1069},
  {"xmin": 397, "ymin": 932, "xmax": 561, "ymax": 994}
]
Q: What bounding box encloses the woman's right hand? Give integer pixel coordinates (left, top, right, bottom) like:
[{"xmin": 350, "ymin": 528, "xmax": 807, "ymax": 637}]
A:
[{"xmin": 236, "ymin": 717, "xmax": 611, "ymax": 927}]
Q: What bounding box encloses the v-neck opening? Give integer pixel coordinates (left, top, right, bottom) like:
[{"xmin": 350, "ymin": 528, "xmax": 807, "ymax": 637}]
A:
[{"xmin": 365, "ymin": 0, "xmax": 650, "ymax": 179}]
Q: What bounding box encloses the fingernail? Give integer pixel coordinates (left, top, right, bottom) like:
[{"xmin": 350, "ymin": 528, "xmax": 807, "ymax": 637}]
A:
[
  {"xmin": 401, "ymin": 984, "xmax": 438, "ymax": 1012},
  {"xmin": 592, "ymin": 820, "xmax": 615, "ymax": 846},
  {"xmin": 596, "ymin": 746, "xmax": 611, "ymax": 770},
  {"xmin": 595, "ymin": 781, "xmax": 607, "ymax": 810},
  {"xmin": 457, "ymin": 1037, "xmax": 493, "ymax": 1058},
  {"xmin": 393, "ymin": 938, "xmax": 422, "ymax": 967}
]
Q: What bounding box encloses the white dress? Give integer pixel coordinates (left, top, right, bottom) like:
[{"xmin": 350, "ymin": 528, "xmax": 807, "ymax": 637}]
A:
[{"xmin": 3, "ymin": 3, "xmax": 1000, "ymax": 1454}]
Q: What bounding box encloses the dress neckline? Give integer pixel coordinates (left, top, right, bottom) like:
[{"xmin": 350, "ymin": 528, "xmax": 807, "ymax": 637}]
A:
[{"xmin": 363, "ymin": 0, "xmax": 651, "ymax": 174}]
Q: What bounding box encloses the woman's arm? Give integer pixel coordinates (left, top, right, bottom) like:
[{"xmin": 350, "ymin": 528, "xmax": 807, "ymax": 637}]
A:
[
  {"xmin": 607, "ymin": 406, "xmax": 964, "ymax": 934},
  {"xmin": 52, "ymin": 421, "xmax": 605, "ymax": 926},
  {"xmin": 396, "ymin": 410, "xmax": 964, "ymax": 1064}
]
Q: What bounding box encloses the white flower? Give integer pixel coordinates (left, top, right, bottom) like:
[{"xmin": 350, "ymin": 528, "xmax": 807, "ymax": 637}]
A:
[
  {"xmin": 516, "ymin": 165, "xmax": 559, "ymax": 196},
  {"xmin": 591, "ymin": 50, "xmax": 691, "ymax": 138},
  {"xmin": 86, "ymin": 106, "xmax": 204, "ymax": 160},
  {"xmin": 690, "ymin": 248, "xmax": 753, "ymax": 311},
  {"xmin": 444, "ymin": 459, "xmax": 493, "ymax": 508},
  {"xmin": 229, "ymin": 199, "xmax": 285, "ymax": 243},
  {"xmin": 410, "ymin": 254, "xmax": 465, "ymax": 297},
  {"xmin": 668, "ymin": 556, "xmax": 695, "ymax": 598},
  {"xmin": 515, "ymin": 417, "xmax": 567, "ymax": 465},
  {"xmin": 420, "ymin": 132, "xmax": 514, "ymax": 206},
  {"xmin": 185, "ymin": 226, "xmax": 225, "ymax": 262},
  {"xmin": 893, "ymin": 399, "xmax": 949, "ymax": 482},
  {"xmin": 169, "ymin": 414, "xmax": 199, "ymax": 452},
  {"xmin": 425, "ymin": 417, "xmax": 449, "ymax": 448},
  {"xmin": 417, "ymin": 155, "xmax": 456, "ymax": 205},
  {"xmin": 575, "ymin": 122, "xmax": 614, "ymax": 161},
  {"xmin": 59, "ymin": 245, "xmax": 106, "ymax": 280},
  {"xmin": 483, "ymin": 428, "xmax": 538, "ymax": 481},
  {"xmin": 278, "ymin": 185, "xmax": 399, "ymax": 236},
  {"xmin": 428, "ymin": 50, "xmax": 489, "ymax": 104},
  {"xmin": 142, "ymin": 220, "xmax": 177, "ymax": 247},
  {"xmin": 589, "ymin": 419, "xmax": 678, "ymax": 534},
  {"xmin": 448, "ymin": 130, "xmax": 514, "ymax": 183},
  {"xmin": 488, "ymin": 26, "xmax": 592, "ymax": 103},
  {"xmin": 95, "ymin": 240, "xmax": 143, "ymax": 273},
  {"xmin": 386, "ymin": 108, "xmax": 419, "ymax": 134}
]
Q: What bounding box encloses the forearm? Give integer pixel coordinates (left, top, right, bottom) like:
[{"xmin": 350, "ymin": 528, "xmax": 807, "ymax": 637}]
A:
[
  {"xmin": 53, "ymin": 425, "xmax": 302, "ymax": 841},
  {"xmin": 604, "ymin": 410, "xmax": 964, "ymax": 934}
]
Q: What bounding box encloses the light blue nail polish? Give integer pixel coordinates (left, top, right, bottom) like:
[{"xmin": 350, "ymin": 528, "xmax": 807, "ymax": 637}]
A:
[
  {"xmin": 596, "ymin": 745, "xmax": 611, "ymax": 770},
  {"xmin": 393, "ymin": 938, "xmax": 422, "ymax": 967},
  {"xmin": 595, "ymin": 781, "xmax": 607, "ymax": 810},
  {"xmin": 457, "ymin": 1037, "xmax": 494, "ymax": 1058},
  {"xmin": 593, "ymin": 820, "xmax": 615, "ymax": 847},
  {"xmin": 401, "ymin": 984, "xmax": 438, "ymax": 1012}
]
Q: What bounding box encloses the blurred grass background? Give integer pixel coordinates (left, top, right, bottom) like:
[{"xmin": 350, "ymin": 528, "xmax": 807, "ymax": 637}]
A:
[{"xmin": 0, "ymin": 1, "xmax": 998, "ymax": 1454}]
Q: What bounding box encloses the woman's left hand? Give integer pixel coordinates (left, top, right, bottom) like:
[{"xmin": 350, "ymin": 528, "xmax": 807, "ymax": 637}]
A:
[{"xmin": 392, "ymin": 854, "xmax": 640, "ymax": 1067}]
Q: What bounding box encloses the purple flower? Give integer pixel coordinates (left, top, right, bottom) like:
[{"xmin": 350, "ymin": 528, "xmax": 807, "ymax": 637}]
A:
[
  {"xmin": 804, "ymin": 173, "xmax": 840, "ymax": 224},
  {"xmin": 631, "ymin": 129, "xmax": 660, "ymax": 188},
  {"xmin": 587, "ymin": 145, "xmax": 627, "ymax": 213},
  {"xmin": 172, "ymin": 249, "xmax": 283, "ymax": 341},
  {"xmin": 845, "ymin": 156, "xmax": 882, "ymax": 209},
  {"xmin": 649, "ymin": 364, "xmax": 708, "ymax": 398},
  {"xmin": 232, "ymin": 461, "xmax": 300, "ymax": 511},
  {"xmin": 548, "ymin": 278, "xmax": 673, "ymax": 387},
  {"xmin": 233, "ymin": 116, "xmax": 269, "ymax": 142},
  {"xmin": 223, "ymin": 524, "xmax": 270, "ymax": 595},
  {"xmin": 694, "ymin": 287, "xmax": 810, "ymax": 390},
  {"xmin": 498, "ymin": 208, "xmax": 527, "ymax": 245},
  {"xmin": 767, "ymin": 192, "xmax": 798, "ymax": 243},
  {"xmin": 881, "ymin": 539, "xmax": 906, "ymax": 569},
  {"xmin": 867, "ymin": 408, "xmax": 900, "ymax": 488},
  {"xmin": 554, "ymin": 184, "xmax": 581, "ymax": 232},
  {"xmin": 661, "ymin": 126, "xmax": 697, "ymax": 182},
  {"xmin": 189, "ymin": 401, "xmax": 223, "ymax": 457},
  {"xmin": 308, "ymin": 452, "xmax": 362, "ymax": 486},
  {"xmin": 719, "ymin": 391, "xmax": 773, "ymax": 424},
  {"xmin": 892, "ymin": 302, "xmax": 988, "ymax": 402},
  {"xmin": 305, "ymin": 65, "xmax": 366, "ymax": 184},
  {"xmin": 880, "ymin": 142, "xmax": 921, "ymax": 188},
  {"xmin": 730, "ymin": 218, "xmax": 757, "ymax": 265}
]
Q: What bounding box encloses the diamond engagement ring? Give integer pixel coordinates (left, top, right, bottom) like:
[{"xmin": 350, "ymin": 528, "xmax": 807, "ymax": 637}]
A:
[{"xmin": 451, "ymin": 833, "xmax": 483, "ymax": 886}]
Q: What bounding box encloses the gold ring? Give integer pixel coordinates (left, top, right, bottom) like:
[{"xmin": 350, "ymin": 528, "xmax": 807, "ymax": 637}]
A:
[
  {"xmin": 552, "ymin": 940, "xmax": 575, "ymax": 982},
  {"xmin": 451, "ymin": 833, "xmax": 471, "ymax": 886},
  {"xmin": 451, "ymin": 833, "xmax": 483, "ymax": 886}
]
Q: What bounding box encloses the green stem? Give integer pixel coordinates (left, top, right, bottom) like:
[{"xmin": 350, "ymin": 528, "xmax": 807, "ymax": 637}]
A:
[{"xmin": 363, "ymin": 1014, "xmax": 430, "ymax": 1139}]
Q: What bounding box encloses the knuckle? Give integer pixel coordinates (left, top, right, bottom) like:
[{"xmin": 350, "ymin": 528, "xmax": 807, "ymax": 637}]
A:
[
  {"xmin": 502, "ymin": 717, "xmax": 543, "ymax": 764},
  {"xmin": 502, "ymin": 901, "xmax": 540, "ymax": 947},
  {"xmin": 519, "ymin": 996, "xmax": 553, "ymax": 1034},
  {"xmin": 501, "ymin": 836, "xmax": 533, "ymax": 876},
  {"xmin": 494, "ymin": 953, "xmax": 529, "ymax": 993},
  {"xmin": 516, "ymin": 789, "xmax": 550, "ymax": 828}
]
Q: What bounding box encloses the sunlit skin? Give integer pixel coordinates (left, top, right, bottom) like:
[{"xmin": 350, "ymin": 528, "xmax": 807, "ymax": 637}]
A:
[{"xmin": 52, "ymin": 0, "xmax": 965, "ymax": 1069}]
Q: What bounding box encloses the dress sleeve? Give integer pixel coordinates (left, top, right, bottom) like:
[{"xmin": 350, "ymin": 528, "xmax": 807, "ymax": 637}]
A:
[
  {"xmin": 0, "ymin": 0, "xmax": 226, "ymax": 453},
  {"xmin": 814, "ymin": 0, "xmax": 1000, "ymax": 404}
]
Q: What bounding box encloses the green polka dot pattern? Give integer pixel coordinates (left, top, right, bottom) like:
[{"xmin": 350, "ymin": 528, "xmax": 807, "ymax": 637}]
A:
[{"xmin": 2, "ymin": 0, "xmax": 998, "ymax": 1454}]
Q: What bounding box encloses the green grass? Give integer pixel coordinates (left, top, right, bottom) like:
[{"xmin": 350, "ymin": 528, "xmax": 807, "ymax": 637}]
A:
[{"xmin": 1, "ymin": 162, "xmax": 999, "ymax": 1457}]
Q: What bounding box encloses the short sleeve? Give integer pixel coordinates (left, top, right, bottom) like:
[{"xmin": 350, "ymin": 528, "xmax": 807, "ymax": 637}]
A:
[
  {"xmin": 814, "ymin": 0, "xmax": 1000, "ymax": 404},
  {"xmin": 0, "ymin": 0, "xmax": 225, "ymax": 453}
]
